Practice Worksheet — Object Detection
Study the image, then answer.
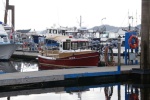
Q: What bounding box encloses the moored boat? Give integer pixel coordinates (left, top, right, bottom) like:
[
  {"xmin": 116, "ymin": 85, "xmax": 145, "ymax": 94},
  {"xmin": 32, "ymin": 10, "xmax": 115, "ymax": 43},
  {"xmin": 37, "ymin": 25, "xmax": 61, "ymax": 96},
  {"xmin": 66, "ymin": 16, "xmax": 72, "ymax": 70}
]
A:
[
  {"xmin": 0, "ymin": 21, "xmax": 22, "ymax": 60},
  {"xmin": 38, "ymin": 36, "xmax": 100, "ymax": 70}
]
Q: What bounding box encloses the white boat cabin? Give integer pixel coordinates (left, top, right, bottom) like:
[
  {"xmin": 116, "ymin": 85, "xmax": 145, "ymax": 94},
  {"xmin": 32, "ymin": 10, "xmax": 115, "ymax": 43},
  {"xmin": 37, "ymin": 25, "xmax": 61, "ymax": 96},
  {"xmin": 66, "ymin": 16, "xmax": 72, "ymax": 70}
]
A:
[
  {"xmin": 0, "ymin": 22, "xmax": 10, "ymax": 43},
  {"xmin": 43, "ymin": 27, "xmax": 67, "ymax": 38},
  {"xmin": 48, "ymin": 36, "xmax": 91, "ymax": 52}
]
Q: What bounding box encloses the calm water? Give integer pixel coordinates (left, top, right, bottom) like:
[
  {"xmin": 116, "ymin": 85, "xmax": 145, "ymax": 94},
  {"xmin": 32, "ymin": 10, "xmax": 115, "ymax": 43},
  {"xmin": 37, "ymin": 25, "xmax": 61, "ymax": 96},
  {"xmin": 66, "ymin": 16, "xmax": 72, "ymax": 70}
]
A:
[
  {"xmin": 0, "ymin": 60, "xmax": 38, "ymax": 73},
  {"xmin": 0, "ymin": 60, "xmax": 147, "ymax": 100}
]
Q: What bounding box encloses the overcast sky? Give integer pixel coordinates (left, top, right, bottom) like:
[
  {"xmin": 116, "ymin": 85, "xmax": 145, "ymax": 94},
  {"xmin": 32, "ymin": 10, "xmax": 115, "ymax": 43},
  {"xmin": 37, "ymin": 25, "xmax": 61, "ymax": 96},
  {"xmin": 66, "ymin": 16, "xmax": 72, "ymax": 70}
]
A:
[{"xmin": 0, "ymin": 0, "xmax": 141, "ymax": 30}]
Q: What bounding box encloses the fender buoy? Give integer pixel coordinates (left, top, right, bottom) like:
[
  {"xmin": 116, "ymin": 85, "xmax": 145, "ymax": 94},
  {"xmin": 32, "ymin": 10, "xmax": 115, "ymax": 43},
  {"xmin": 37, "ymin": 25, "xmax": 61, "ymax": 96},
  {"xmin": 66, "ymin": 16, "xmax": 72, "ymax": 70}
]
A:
[
  {"xmin": 10, "ymin": 33, "xmax": 13, "ymax": 39},
  {"xmin": 128, "ymin": 35, "xmax": 139, "ymax": 49}
]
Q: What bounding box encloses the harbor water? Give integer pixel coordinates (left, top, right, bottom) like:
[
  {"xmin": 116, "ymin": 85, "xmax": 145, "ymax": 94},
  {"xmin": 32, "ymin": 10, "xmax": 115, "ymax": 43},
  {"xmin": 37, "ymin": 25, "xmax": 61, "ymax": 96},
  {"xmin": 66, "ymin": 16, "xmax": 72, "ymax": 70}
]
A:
[{"xmin": 0, "ymin": 59, "xmax": 146, "ymax": 100}]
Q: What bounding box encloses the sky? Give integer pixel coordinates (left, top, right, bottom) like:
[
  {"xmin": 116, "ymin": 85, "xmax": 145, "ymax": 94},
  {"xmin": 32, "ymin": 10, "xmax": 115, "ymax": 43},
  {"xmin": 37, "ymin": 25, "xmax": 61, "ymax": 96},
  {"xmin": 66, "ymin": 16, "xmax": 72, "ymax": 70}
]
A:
[{"xmin": 0, "ymin": 0, "xmax": 141, "ymax": 31}]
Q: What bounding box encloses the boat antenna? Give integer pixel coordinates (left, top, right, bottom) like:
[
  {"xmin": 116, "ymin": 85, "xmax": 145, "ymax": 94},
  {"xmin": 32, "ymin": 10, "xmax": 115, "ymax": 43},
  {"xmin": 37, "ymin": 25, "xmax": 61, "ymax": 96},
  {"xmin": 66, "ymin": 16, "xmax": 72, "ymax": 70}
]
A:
[
  {"xmin": 76, "ymin": 15, "xmax": 83, "ymax": 28},
  {"xmin": 136, "ymin": 10, "xmax": 137, "ymax": 26},
  {"xmin": 132, "ymin": 12, "xmax": 134, "ymax": 28},
  {"xmin": 80, "ymin": 15, "xmax": 82, "ymax": 28},
  {"xmin": 128, "ymin": 10, "xmax": 133, "ymax": 31},
  {"xmin": 128, "ymin": 10, "xmax": 129, "ymax": 27}
]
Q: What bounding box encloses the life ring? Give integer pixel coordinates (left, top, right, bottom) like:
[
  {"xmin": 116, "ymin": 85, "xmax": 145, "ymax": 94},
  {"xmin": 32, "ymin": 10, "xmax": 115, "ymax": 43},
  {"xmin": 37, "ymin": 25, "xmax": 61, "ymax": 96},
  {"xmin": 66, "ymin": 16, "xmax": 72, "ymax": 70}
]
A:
[{"xmin": 128, "ymin": 35, "xmax": 139, "ymax": 49}]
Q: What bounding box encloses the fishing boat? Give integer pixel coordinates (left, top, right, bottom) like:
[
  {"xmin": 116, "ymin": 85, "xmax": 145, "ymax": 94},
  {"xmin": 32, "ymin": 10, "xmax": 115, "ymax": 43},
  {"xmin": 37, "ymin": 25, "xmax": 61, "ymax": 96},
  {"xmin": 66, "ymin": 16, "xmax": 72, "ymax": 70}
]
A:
[
  {"xmin": 38, "ymin": 36, "xmax": 100, "ymax": 70},
  {"xmin": 0, "ymin": 21, "xmax": 21, "ymax": 60}
]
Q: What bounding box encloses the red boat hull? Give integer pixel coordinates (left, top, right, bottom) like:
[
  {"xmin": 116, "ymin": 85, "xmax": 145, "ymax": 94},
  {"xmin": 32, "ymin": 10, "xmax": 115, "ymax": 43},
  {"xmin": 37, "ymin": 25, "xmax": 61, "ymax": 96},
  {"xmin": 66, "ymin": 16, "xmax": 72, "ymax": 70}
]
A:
[{"xmin": 38, "ymin": 52, "xmax": 100, "ymax": 70}]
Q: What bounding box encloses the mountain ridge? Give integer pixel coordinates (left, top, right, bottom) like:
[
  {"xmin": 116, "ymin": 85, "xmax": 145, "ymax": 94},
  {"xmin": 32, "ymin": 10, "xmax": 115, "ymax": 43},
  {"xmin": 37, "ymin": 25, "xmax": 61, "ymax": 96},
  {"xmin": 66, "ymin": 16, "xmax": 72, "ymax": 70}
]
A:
[{"xmin": 91, "ymin": 24, "xmax": 141, "ymax": 33}]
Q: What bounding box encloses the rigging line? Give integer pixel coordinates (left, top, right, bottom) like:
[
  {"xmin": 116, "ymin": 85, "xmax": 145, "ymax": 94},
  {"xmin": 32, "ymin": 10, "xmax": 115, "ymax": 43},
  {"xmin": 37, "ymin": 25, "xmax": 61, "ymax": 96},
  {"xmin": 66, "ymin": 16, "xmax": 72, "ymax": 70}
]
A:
[
  {"xmin": 9, "ymin": 10, "xmax": 11, "ymax": 26},
  {"xmin": 119, "ymin": 12, "xmax": 128, "ymax": 28},
  {"xmin": 136, "ymin": 10, "xmax": 137, "ymax": 26}
]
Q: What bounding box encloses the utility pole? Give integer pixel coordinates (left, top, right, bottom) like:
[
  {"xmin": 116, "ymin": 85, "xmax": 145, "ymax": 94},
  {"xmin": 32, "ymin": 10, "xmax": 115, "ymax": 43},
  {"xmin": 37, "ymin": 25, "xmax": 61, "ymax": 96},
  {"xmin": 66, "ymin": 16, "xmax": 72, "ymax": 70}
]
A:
[
  {"xmin": 4, "ymin": 0, "xmax": 15, "ymax": 31},
  {"xmin": 141, "ymin": 0, "xmax": 150, "ymax": 69},
  {"xmin": 141, "ymin": 0, "xmax": 150, "ymax": 90}
]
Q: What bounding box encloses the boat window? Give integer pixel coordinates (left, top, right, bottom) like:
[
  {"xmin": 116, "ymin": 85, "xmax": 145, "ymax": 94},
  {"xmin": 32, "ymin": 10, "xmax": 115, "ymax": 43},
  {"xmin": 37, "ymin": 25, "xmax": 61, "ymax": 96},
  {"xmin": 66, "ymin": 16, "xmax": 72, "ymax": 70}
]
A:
[
  {"xmin": 81, "ymin": 42, "xmax": 89, "ymax": 49},
  {"xmin": 121, "ymin": 41, "xmax": 125, "ymax": 46},
  {"xmin": 100, "ymin": 32, "xmax": 109, "ymax": 38},
  {"xmin": 49, "ymin": 29, "xmax": 51, "ymax": 34},
  {"xmin": 38, "ymin": 37, "xmax": 45, "ymax": 43},
  {"xmin": 58, "ymin": 30, "xmax": 61, "ymax": 34},
  {"xmin": 81, "ymin": 42, "xmax": 86, "ymax": 49},
  {"xmin": 85, "ymin": 42, "xmax": 89, "ymax": 49},
  {"xmin": 78, "ymin": 41, "xmax": 87, "ymax": 49},
  {"xmin": 71, "ymin": 42, "xmax": 78, "ymax": 50},
  {"xmin": 63, "ymin": 42, "xmax": 70, "ymax": 50},
  {"xmin": 63, "ymin": 41, "xmax": 89, "ymax": 50},
  {"xmin": 109, "ymin": 33, "xmax": 116, "ymax": 38},
  {"xmin": 0, "ymin": 35, "xmax": 7, "ymax": 38},
  {"xmin": 78, "ymin": 42, "xmax": 81, "ymax": 49},
  {"xmin": 3, "ymin": 37, "xmax": 8, "ymax": 42},
  {"xmin": 53, "ymin": 29, "xmax": 57, "ymax": 34}
]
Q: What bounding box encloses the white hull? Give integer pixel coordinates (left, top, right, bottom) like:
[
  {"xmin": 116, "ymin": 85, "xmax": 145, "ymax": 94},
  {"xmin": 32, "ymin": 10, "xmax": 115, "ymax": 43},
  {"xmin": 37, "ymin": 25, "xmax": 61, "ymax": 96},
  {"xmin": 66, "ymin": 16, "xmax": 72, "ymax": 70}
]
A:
[{"xmin": 0, "ymin": 43, "xmax": 21, "ymax": 60}]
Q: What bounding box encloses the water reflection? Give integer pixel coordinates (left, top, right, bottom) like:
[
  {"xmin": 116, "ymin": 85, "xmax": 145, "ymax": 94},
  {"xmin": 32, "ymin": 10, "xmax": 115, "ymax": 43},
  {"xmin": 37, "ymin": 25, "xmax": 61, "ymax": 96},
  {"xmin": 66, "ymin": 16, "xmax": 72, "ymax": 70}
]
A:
[
  {"xmin": 0, "ymin": 60, "xmax": 38, "ymax": 73},
  {"xmin": 0, "ymin": 61, "xmax": 17, "ymax": 73},
  {"xmin": 13, "ymin": 61, "xmax": 38, "ymax": 72},
  {"xmin": 104, "ymin": 86, "xmax": 113, "ymax": 100},
  {"xmin": 0, "ymin": 61, "xmax": 149, "ymax": 100},
  {"xmin": 0, "ymin": 83, "xmax": 143, "ymax": 100},
  {"xmin": 125, "ymin": 84, "xmax": 140, "ymax": 100}
]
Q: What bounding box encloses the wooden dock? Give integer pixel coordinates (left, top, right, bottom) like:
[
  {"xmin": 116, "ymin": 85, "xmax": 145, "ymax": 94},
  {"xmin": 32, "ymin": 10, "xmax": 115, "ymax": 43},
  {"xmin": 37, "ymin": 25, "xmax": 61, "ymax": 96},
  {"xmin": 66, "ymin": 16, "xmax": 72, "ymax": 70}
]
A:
[{"xmin": 0, "ymin": 65, "xmax": 140, "ymax": 86}]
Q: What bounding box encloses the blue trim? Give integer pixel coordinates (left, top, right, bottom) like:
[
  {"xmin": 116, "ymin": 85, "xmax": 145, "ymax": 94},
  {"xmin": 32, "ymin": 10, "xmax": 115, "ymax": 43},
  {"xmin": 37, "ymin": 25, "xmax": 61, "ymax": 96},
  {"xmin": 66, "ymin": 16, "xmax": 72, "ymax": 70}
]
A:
[
  {"xmin": 64, "ymin": 71, "xmax": 120, "ymax": 79},
  {"xmin": 0, "ymin": 72, "xmax": 6, "ymax": 74},
  {"xmin": 117, "ymin": 66, "xmax": 121, "ymax": 74}
]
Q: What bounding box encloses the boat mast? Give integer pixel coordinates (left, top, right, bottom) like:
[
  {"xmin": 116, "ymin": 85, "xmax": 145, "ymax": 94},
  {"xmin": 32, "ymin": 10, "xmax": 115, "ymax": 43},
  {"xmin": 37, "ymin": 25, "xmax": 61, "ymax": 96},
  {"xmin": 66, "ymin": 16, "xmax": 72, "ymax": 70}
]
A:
[
  {"xmin": 4, "ymin": 0, "xmax": 15, "ymax": 32},
  {"xmin": 80, "ymin": 15, "xmax": 82, "ymax": 28}
]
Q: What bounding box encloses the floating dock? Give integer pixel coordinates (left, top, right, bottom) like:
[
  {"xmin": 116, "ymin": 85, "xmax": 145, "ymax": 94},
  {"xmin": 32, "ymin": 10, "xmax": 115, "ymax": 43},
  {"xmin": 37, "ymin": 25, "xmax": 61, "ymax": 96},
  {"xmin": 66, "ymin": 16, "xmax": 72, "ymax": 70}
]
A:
[{"xmin": 0, "ymin": 65, "xmax": 139, "ymax": 87}]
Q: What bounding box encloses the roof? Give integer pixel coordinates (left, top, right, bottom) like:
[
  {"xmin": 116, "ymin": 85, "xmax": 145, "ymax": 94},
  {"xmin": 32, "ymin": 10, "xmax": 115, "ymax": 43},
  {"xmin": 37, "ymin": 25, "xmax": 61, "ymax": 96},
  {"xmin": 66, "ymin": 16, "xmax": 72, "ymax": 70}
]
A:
[
  {"xmin": 16, "ymin": 29, "xmax": 31, "ymax": 33},
  {"xmin": 46, "ymin": 35, "xmax": 70, "ymax": 41}
]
